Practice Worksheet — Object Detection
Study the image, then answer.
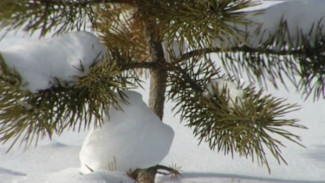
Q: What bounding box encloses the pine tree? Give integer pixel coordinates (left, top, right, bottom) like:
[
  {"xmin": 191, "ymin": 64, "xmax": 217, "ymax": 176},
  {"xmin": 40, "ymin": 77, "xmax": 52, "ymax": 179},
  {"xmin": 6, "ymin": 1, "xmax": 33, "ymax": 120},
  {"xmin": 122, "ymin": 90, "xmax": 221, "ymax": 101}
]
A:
[{"xmin": 0, "ymin": 0, "xmax": 324, "ymax": 181}]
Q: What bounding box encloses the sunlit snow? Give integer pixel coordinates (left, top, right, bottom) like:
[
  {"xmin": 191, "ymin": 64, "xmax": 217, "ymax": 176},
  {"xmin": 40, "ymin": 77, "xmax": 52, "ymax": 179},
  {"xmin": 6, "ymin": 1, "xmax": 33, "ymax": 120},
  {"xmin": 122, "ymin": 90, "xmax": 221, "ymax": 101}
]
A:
[
  {"xmin": 0, "ymin": 1, "xmax": 325, "ymax": 183},
  {"xmin": 202, "ymin": 78, "xmax": 244, "ymax": 108},
  {"xmin": 79, "ymin": 91, "xmax": 174, "ymax": 173},
  {"xmin": 0, "ymin": 31, "xmax": 107, "ymax": 92},
  {"xmin": 244, "ymin": 0, "xmax": 325, "ymax": 47},
  {"xmin": 203, "ymin": 79, "xmax": 244, "ymax": 99}
]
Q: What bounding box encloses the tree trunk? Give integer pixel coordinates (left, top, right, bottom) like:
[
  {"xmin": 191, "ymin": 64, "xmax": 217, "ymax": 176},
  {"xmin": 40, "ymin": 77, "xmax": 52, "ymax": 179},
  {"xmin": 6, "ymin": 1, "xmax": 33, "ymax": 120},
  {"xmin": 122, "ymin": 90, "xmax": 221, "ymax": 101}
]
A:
[
  {"xmin": 148, "ymin": 42, "xmax": 167, "ymax": 120},
  {"xmin": 128, "ymin": 165, "xmax": 180, "ymax": 183},
  {"xmin": 139, "ymin": 8, "xmax": 167, "ymax": 120},
  {"xmin": 135, "ymin": 168, "xmax": 157, "ymax": 183},
  {"xmin": 135, "ymin": 5, "xmax": 167, "ymax": 183}
]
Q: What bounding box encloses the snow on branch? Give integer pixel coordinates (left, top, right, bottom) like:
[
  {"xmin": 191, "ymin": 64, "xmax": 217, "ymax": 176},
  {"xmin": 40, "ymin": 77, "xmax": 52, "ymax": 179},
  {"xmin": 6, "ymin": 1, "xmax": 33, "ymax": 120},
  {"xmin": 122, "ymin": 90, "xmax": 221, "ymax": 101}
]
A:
[
  {"xmin": 0, "ymin": 32, "xmax": 128, "ymax": 150},
  {"xmin": 244, "ymin": 0, "xmax": 325, "ymax": 48},
  {"xmin": 0, "ymin": 0, "xmax": 96, "ymax": 36},
  {"xmin": 1, "ymin": 31, "xmax": 107, "ymax": 92},
  {"xmin": 203, "ymin": 78, "xmax": 244, "ymax": 108}
]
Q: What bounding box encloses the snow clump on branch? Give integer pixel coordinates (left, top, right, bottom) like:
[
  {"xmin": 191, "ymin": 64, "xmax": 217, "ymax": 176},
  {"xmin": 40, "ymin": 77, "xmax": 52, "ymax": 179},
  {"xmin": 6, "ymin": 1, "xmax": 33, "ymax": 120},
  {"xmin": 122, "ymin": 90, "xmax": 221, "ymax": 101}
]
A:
[
  {"xmin": 79, "ymin": 91, "xmax": 174, "ymax": 174},
  {"xmin": 203, "ymin": 78, "xmax": 244, "ymax": 108},
  {"xmin": 246, "ymin": 0, "xmax": 325, "ymax": 48},
  {"xmin": 0, "ymin": 31, "xmax": 107, "ymax": 93}
]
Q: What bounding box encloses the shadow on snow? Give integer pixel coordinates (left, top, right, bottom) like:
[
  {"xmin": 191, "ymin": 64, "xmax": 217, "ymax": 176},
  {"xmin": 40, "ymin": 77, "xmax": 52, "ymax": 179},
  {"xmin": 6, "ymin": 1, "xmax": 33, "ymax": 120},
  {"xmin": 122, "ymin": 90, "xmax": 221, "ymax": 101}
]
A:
[{"xmin": 159, "ymin": 172, "xmax": 324, "ymax": 183}]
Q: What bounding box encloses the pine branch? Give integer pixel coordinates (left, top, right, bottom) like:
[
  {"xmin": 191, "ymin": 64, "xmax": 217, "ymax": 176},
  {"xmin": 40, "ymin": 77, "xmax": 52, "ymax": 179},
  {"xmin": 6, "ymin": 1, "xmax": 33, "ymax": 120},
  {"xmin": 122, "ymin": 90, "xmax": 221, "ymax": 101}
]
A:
[
  {"xmin": 0, "ymin": 56, "xmax": 128, "ymax": 151},
  {"xmin": 218, "ymin": 19, "xmax": 325, "ymax": 99},
  {"xmin": 169, "ymin": 16, "xmax": 324, "ymax": 100},
  {"xmin": 0, "ymin": 0, "xmax": 138, "ymax": 37},
  {"xmin": 167, "ymin": 56, "xmax": 306, "ymax": 172},
  {"xmin": 142, "ymin": 0, "xmax": 258, "ymax": 48},
  {"xmin": 173, "ymin": 46, "xmax": 310, "ymax": 66},
  {"xmin": 94, "ymin": 2, "xmax": 151, "ymax": 64},
  {"xmin": 40, "ymin": 0, "xmax": 136, "ymax": 5},
  {"xmin": 0, "ymin": 0, "xmax": 98, "ymax": 36},
  {"xmin": 0, "ymin": 0, "xmax": 320, "ymax": 175}
]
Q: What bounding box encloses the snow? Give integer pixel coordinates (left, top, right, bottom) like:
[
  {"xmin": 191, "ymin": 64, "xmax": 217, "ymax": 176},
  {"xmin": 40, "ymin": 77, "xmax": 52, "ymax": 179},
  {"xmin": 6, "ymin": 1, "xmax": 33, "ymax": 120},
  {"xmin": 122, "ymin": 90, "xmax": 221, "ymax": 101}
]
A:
[
  {"xmin": 79, "ymin": 91, "xmax": 174, "ymax": 173},
  {"xmin": 0, "ymin": 31, "xmax": 107, "ymax": 92},
  {"xmin": 244, "ymin": 0, "xmax": 325, "ymax": 48},
  {"xmin": 1, "ymin": 81, "xmax": 324, "ymax": 183},
  {"xmin": 202, "ymin": 78, "xmax": 244, "ymax": 107},
  {"xmin": 240, "ymin": 0, "xmax": 285, "ymax": 12},
  {"xmin": 0, "ymin": 1, "xmax": 325, "ymax": 183},
  {"xmin": 13, "ymin": 168, "xmax": 134, "ymax": 183}
]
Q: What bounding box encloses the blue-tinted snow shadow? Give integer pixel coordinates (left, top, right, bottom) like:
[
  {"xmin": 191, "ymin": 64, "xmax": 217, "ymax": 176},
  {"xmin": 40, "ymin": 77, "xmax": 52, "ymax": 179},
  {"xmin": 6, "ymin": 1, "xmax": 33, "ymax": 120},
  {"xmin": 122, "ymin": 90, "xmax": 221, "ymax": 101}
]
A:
[
  {"xmin": 159, "ymin": 172, "xmax": 324, "ymax": 183},
  {"xmin": 304, "ymin": 145, "xmax": 325, "ymax": 164},
  {"xmin": 0, "ymin": 167, "xmax": 26, "ymax": 176}
]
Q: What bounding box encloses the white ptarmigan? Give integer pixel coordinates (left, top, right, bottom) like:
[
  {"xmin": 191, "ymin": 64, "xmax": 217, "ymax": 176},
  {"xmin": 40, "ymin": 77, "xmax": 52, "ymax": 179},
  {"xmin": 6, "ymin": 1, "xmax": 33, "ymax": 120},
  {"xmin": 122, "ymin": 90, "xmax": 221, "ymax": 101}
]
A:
[{"xmin": 79, "ymin": 91, "xmax": 174, "ymax": 173}]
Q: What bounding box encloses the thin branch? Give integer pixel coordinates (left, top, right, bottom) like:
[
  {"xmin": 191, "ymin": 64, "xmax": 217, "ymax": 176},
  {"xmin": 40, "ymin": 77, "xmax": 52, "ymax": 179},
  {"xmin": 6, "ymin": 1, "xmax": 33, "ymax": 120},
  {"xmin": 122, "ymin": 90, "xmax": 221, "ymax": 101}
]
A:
[
  {"xmin": 120, "ymin": 61, "xmax": 159, "ymax": 70},
  {"xmin": 39, "ymin": 0, "xmax": 136, "ymax": 6},
  {"xmin": 177, "ymin": 46, "xmax": 309, "ymax": 65}
]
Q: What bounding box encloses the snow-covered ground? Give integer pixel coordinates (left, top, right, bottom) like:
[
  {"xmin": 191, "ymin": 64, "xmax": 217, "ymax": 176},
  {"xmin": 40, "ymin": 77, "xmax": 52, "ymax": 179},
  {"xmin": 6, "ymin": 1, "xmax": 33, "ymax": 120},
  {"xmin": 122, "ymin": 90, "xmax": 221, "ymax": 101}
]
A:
[
  {"xmin": 0, "ymin": 1, "xmax": 325, "ymax": 183},
  {"xmin": 79, "ymin": 91, "xmax": 174, "ymax": 174},
  {"xmin": 0, "ymin": 77, "xmax": 324, "ymax": 183}
]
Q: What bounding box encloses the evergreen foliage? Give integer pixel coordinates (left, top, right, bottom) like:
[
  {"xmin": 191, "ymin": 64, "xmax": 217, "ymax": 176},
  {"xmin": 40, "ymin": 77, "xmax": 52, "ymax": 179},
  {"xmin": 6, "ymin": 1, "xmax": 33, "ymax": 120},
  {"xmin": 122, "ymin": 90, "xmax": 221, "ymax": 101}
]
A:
[
  {"xmin": 167, "ymin": 55, "xmax": 305, "ymax": 171},
  {"xmin": 0, "ymin": 54, "xmax": 129, "ymax": 150},
  {"xmin": 0, "ymin": 0, "xmax": 98, "ymax": 36},
  {"xmin": 219, "ymin": 17, "xmax": 325, "ymax": 100},
  {"xmin": 141, "ymin": 0, "xmax": 257, "ymax": 48},
  {"xmin": 0, "ymin": 0, "xmax": 323, "ymax": 172}
]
